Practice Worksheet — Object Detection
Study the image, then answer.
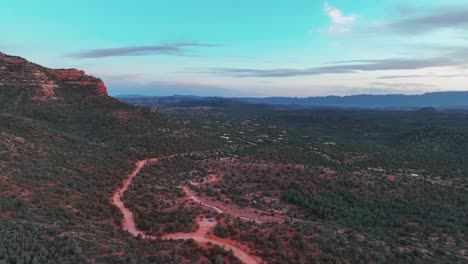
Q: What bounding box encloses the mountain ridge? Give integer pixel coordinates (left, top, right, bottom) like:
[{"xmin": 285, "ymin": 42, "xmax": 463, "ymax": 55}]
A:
[
  {"xmin": 236, "ymin": 91, "xmax": 468, "ymax": 108},
  {"xmin": 117, "ymin": 91, "xmax": 468, "ymax": 109}
]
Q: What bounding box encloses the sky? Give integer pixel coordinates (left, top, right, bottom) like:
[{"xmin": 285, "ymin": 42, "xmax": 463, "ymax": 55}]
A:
[{"xmin": 2, "ymin": 0, "xmax": 468, "ymax": 97}]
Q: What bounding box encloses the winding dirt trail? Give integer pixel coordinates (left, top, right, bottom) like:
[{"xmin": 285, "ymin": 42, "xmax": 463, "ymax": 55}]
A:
[
  {"xmin": 111, "ymin": 156, "xmax": 262, "ymax": 264},
  {"xmin": 185, "ymin": 173, "xmax": 285, "ymax": 224},
  {"xmin": 183, "ymin": 186, "xmax": 224, "ymax": 214},
  {"xmin": 183, "ymin": 186, "xmax": 283, "ymax": 223}
]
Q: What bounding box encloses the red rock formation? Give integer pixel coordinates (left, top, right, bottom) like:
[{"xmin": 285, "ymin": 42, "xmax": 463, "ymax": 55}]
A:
[
  {"xmin": 0, "ymin": 52, "xmax": 108, "ymax": 100},
  {"xmin": 48, "ymin": 69, "xmax": 108, "ymax": 96}
]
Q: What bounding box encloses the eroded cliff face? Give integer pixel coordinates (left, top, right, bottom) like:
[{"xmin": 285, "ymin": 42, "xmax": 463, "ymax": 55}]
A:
[
  {"xmin": 47, "ymin": 69, "xmax": 108, "ymax": 96},
  {"xmin": 0, "ymin": 52, "xmax": 108, "ymax": 101}
]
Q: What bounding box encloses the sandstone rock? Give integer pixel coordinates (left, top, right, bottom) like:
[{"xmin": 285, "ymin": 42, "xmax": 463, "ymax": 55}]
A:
[{"xmin": 0, "ymin": 52, "xmax": 108, "ymax": 101}]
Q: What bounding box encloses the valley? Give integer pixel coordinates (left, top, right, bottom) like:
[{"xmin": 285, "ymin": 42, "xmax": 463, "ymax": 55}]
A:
[{"xmin": 1, "ymin": 52, "xmax": 467, "ymax": 263}]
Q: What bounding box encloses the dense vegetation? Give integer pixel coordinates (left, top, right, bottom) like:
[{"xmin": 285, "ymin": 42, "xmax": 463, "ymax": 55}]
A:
[
  {"xmin": 154, "ymin": 100, "xmax": 468, "ymax": 263},
  {"xmin": 2, "ymin": 59, "xmax": 468, "ymax": 264},
  {"xmin": 124, "ymin": 156, "xmax": 207, "ymax": 235},
  {"xmin": 1, "ymin": 82, "xmax": 230, "ymax": 263}
]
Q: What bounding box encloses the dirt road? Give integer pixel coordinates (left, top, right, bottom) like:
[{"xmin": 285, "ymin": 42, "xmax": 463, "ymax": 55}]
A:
[
  {"xmin": 111, "ymin": 156, "xmax": 262, "ymax": 264},
  {"xmin": 183, "ymin": 186, "xmax": 224, "ymax": 214}
]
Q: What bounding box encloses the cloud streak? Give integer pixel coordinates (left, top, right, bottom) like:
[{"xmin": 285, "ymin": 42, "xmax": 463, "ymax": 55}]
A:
[
  {"xmin": 204, "ymin": 56, "xmax": 467, "ymax": 78},
  {"xmin": 377, "ymin": 75, "xmax": 427, "ymax": 79},
  {"xmin": 375, "ymin": 6, "xmax": 468, "ymax": 34},
  {"xmin": 347, "ymin": 87, "xmax": 426, "ymax": 95},
  {"xmin": 377, "ymin": 73, "xmax": 468, "ymax": 79},
  {"xmin": 71, "ymin": 42, "xmax": 222, "ymax": 58},
  {"xmin": 369, "ymin": 82, "xmax": 436, "ymax": 89}
]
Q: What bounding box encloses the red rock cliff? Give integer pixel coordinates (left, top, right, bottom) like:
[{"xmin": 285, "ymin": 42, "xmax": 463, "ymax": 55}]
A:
[
  {"xmin": 0, "ymin": 52, "xmax": 109, "ymax": 100},
  {"xmin": 48, "ymin": 69, "xmax": 108, "ymax": 96}
]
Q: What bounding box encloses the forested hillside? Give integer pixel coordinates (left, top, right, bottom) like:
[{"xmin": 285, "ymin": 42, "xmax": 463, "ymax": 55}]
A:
[
  {"xmin": 0, "ymin": 52, "xmax": 228, "ymax": 263},
  {"xmin": 2, "ymin": 52, "xmax": 467, "ymax": 263}
]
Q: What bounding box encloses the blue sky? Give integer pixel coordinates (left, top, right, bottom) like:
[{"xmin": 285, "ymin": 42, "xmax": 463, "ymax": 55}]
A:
[{"xmin": 2, "ymin": 0, "xmax": 468, "ymax": 97}]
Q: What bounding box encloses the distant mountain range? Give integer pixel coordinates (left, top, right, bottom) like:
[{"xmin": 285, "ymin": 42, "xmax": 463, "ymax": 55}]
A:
[{"xmin": 117, "ymin": 91, "xmax": 468, "ymax": 109}]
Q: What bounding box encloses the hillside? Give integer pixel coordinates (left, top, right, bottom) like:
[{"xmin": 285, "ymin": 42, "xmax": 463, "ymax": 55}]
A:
[
  {"xmin": 1, "ymin": 52, "xmax": 467, "ymax": 264},
  {"xmin": 0, "ymin": 52, "xmax": 234, "ymax": 263}
]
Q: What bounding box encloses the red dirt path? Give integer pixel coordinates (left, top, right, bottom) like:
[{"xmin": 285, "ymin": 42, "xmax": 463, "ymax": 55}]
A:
[
  {"xmin": 183, "ymin": 186, "xmax": 284, "ymax": 223},
  {"xmin": 111, "ymin": 156, "xmax": 262, "ymax": 264}
]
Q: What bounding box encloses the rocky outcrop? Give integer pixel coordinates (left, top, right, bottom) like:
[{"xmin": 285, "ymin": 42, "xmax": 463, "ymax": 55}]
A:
[
  {"xmin": 0, "ymin": 52, "xmax": 108, "ymax": 101},
  {"xmin": 48, "ymin": 69, "xmax": 108, "ymax": 96},
  {"xmin": 0, "ymin": 52, "xmax": 60, "ymax": 100}
]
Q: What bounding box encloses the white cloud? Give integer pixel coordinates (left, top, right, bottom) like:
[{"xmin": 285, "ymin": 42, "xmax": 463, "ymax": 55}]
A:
[
  {"xmin": 323, "ymin": 2, "xmax": 358, "ymax": 35},
  {"xmin": 324, "ymin": 3, "xmax": 356, "ymax": 24}
]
